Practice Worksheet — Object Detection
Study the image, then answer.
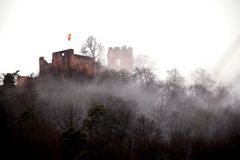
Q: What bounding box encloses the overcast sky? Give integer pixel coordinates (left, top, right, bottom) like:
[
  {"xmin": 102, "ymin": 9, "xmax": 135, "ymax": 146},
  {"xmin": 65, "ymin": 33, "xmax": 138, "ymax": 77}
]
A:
[{"xmin": 1, "ymin": 0, "xmax": 240, "ymax": 81}]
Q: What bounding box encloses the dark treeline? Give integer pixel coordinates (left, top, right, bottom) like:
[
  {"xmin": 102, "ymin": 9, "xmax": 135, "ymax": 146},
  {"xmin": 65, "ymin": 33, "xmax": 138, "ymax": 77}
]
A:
[{"xmin": 1, "ymin": 68, "xmax": 240, "ymax": 160}]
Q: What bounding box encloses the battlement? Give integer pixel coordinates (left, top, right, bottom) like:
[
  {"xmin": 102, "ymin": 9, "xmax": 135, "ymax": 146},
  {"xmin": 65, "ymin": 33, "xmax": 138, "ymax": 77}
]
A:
[{"xmin": 108, "ymin": 46, "xmax": 133, "ymax": 53}]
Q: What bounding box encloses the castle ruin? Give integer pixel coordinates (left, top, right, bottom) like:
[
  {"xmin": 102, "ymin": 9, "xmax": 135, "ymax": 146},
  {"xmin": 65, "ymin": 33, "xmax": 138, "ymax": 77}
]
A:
[
  {"xmin": 17, "ymin": 46, "xmax": 134, "ymax": 86},
  {"xmin": 107, "ymin": 46, "xmax": 133, "ymax": 72},
  {"xmin": 39, "ymin": 49, "xmax": 99, "ymax": 77}
]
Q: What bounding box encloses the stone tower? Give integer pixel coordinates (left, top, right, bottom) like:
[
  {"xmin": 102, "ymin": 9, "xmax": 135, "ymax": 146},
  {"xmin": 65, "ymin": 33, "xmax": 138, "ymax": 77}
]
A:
[{"xmin": 107, "ymin": 46, "xmax": 133, "ymax": 72}]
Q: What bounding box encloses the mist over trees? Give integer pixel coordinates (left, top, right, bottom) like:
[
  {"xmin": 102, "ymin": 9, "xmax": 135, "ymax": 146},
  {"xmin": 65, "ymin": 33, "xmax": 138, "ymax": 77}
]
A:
[{"xmin": 1, "ymin": 59, "xmax": 240, "ymax": 159}]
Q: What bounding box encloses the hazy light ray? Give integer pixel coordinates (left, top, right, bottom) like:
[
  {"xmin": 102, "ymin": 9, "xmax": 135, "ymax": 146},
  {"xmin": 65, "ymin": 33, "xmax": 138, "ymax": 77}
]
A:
[{"xmin": 212, "ymin": 35, "xmax": 240, "ymax": 82}]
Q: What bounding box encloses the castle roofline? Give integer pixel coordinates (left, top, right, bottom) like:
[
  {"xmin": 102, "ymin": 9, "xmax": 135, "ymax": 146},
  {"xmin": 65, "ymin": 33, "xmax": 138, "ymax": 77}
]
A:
[
  {"xmin": 52, "ymin": 49, "xmax": 74, "ymax": 54},
  {"xmin": 108, "ymin": 46, "xmax": 133, "ymax": 51}
]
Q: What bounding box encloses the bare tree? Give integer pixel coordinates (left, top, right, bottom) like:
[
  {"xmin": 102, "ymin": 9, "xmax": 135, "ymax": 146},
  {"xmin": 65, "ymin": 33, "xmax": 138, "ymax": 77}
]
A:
[
  {"xmin": 133, "ymin": 67, "xmax": 157, "ymax": 91},
  {"xmin": 81, "ymin": 36, "xmax": 104, "ymax": 62},
  {"xmin": 165, "ymin": 68, "xmax": 186, "ymax": 109},
  {"xmin": 1, "ymin": 70, "xmax": 19, "ymax": 87},
  {"xmin": 167, "ymin": 68, "xmax": 184, "ymax": 89},
  {"xmin": 134, "ymin": 115, "xmax": 162, "ymax": 160},
  {"xmin": 191, "ymin": 68, "xmax": 214, "ymax": 89},
  {"xmin": 54, "ymin": 104, "xmax": 83, "ymax": 130},
  {"xmin": 134, "ymin": 54, "xmax": 156, "ymax": 70},
  {"xmin": 189, "ymin": 68, "xmax": 215, "ymax": 105}
]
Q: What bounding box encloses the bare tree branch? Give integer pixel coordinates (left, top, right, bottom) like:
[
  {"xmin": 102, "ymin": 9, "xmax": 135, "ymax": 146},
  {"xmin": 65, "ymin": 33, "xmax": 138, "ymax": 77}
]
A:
[{"xmin": 81, "ymin": 36, "xmax": 104, "ymax": 62}]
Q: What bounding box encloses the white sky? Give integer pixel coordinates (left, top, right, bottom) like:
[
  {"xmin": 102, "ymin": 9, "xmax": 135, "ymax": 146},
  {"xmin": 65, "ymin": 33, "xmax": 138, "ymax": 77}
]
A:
[{"xmin": 1, "ymin": 0, "xmax": 240, "ymax": 81}]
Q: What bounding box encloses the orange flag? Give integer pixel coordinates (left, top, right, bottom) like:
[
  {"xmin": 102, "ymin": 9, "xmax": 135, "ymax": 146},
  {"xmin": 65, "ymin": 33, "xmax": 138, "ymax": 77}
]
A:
[{"xmin": 68, "ymin": 33, "xmax": 71, "ymax": 41}]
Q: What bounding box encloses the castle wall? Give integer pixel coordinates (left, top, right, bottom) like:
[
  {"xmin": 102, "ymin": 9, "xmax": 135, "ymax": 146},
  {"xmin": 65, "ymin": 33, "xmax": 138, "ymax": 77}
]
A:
[
  {"xmin": 107, "ymin": 46, "xmax": 133, "ymax": 72},
  {"xmin": 17, "ymin": 76, "xmax": 30, "ymax": 86},
  {"xmin": 39, "ymin": 57, "xmax": 51, "ymax": 75},
  {"xmin": 39, "ymin": 49, "xmax": 98, "ymax": 77},
  {"xmin": 69, "ymin": 54, "xmax": 97, "ymax": 76},
  {"xmin": 52, "ymin": 49, "xmax": 74, "ymax": 70}
]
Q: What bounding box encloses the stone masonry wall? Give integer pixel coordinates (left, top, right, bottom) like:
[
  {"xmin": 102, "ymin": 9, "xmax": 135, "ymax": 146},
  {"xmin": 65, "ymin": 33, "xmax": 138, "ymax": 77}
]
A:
[
  {"xmin": 39, "ymin": 49, "xmax": 98, "ymax": 77},
  {"xmin": 107, "ymin": 46, "xmax": 133, "ymax": 72}
]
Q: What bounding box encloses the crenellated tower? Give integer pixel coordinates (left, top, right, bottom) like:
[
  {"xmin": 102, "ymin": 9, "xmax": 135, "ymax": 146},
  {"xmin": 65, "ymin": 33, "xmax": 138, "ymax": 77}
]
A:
[{"xmin": 107, "ymin": 46, "xmax": 133, "ymax": 72}]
